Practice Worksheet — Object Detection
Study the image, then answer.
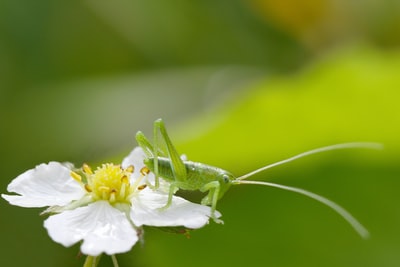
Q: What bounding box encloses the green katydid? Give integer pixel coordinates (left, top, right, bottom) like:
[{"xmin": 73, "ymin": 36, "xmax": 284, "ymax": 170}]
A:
[{"xmin": 136, "ymin": 118, "xmax": 382, "ymax": 238}]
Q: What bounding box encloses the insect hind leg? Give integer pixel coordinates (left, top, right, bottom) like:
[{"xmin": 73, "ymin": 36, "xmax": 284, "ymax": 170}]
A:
[{"xmin": 154, "ymin": 119, "xmax": 187, "ymax": 183}]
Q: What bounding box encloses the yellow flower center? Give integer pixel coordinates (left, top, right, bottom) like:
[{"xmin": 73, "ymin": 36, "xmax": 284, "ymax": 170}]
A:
[
  {"xmin": 71, "ymin": 163, "xmax": 148, "ymax": 204},
  {"xmin": 89, "ymin": 164, "xmax": 132, "ymax": 203}
]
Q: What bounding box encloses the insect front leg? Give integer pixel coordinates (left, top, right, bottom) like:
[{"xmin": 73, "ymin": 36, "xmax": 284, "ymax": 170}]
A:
[
  {"xmin": 136, "ymin": 131, "xmax": 155, "ymax": 158},
  {"xmin": 159, "ymin": 182, "xmax": 180, "ymax": 211},
  {"xmin": 136, "ymin": 131, "xmax": 159, "ymax": 189},
  {"xmin": 200, "ymin": 181, "xmax": 223, "ymax": 224}
]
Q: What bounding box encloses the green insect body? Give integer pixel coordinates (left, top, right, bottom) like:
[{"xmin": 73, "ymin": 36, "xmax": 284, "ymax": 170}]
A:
[
  {"xmin": 144, "ymin": 156, "xmax": 234, "ymax": 205},
  {"xmin": 136, "ymin": 118, "xmax": 383, "ymax": 237}
]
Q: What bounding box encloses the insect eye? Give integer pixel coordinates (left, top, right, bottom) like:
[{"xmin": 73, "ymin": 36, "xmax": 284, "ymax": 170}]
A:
[{"xmin": 222, "ymin": 174, "xmax": 230, "ymax": 183}]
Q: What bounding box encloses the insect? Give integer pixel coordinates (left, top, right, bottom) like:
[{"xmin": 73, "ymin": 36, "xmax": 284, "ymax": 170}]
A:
[{"xmin": 136, "ymin": 118, "xmax": 383, "ymax": 238}]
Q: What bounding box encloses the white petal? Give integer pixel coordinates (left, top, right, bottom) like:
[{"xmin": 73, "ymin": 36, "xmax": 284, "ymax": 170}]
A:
[
  {"xmin": 122, "ymin": 146, "xmax": 147, "ymax": 171},
  {"xmin": 130, "ymin": 190, "xmax": 220, "ymax": 229},
  {"xmin": 2, "ymin": 162, "xmax": 85, "ymax": 207},
  {"xmin": 122, "ymin": 146, "xmax": 157, "ymax": 184},
  {"xmin": 44, "ymin": 201, "xmax": 138, "ymax": 256}
]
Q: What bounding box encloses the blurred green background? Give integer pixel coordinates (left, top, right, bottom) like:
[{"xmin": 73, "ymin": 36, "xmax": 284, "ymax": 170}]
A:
[{"xmin": 1, "ymin": 1, "xmax": 400, "ymax": 266}]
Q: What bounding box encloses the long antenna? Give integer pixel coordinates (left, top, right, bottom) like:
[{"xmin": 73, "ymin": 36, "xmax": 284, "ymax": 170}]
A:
[
  {"xmin": 233, "ymin": 179, "xmax": 370, "ymax": 239},
  {"xmin": 236, "ymin": 142, "xmax": 383, "ymax": 181}
]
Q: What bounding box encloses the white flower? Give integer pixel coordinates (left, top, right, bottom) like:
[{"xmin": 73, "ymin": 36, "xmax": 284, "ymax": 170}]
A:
[{"xmin": 2, "ymin": 147, "xmax": 220, "ymax": 256}]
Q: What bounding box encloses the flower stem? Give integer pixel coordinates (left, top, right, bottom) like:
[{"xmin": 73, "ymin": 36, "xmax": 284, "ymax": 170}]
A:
[
  {"xmin": 111, "ymin": 255, "xmax": 120, "ymax": 267},
  {"xmin": 83, "ymin": 255, "xmax": 102, "ymax": 267}
]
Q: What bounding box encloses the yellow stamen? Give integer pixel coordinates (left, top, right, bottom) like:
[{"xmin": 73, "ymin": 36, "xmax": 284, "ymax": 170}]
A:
[
  {"xmin": 84, "ymin": 184, "xmax": 92, "ymax": 192},
  {"xmin": 99, "ymin": 186, "xmax": 110, "ymax": 192},
  {"xmin": 140, "ymin": 167, "xmax": 150, "ymax": 176},
  {"xmin": 125, "ymin": 165, "xmax": 134, "ymax": 173},
  {"xmin": 137, "ymin": 184, "xmax": 147, "ymax": 191},
  {"xmin": 109, "ymin": 190, "xmax": 117, "ymax": 203},
  {"xmin": 70, "ymin": 171, "xmax": 82, "ymax": 182},
  {"xmin": 119, "ymin": 183, "xmax": 126, "ymax": 198},
  {"xmin": 82, "ymin": 163, "xmax": 93, "ymax": 175},
  {"xmin": 121, "ymin": 175, "xmax": 129, "ymax": 184}
]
